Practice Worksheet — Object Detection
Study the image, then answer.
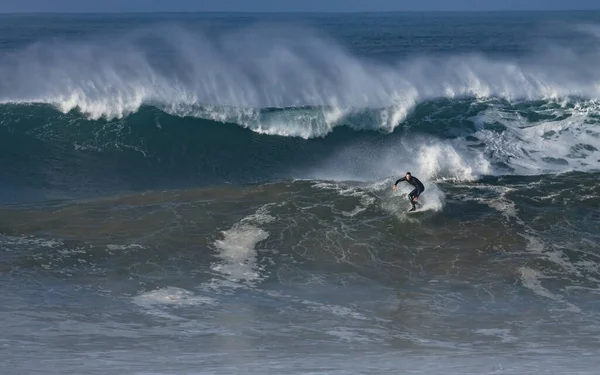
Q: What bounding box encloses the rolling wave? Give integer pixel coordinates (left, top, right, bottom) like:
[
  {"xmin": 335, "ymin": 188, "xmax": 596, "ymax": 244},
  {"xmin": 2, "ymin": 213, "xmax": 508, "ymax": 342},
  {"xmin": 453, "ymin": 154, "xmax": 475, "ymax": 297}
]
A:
[
  {"xmin": 0, "ymin": 97, "xmax": 598, "ymax": 198},
  {"xmin": 1, "ymin": 22, "xmax": 600, "ymax": 201},
  {"xmin": 2, "ymin": 23, "xmax": 600, "ymax": 138}
]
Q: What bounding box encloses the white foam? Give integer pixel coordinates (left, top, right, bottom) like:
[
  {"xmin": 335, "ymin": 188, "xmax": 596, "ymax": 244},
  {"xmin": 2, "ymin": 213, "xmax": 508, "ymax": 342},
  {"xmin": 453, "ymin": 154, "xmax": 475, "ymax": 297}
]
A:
[
  {"xmin": 106, "ymin": 244, "xmax": 144, "ymax": 251},
  {"xmin": 0, "ymin": 235, "xmax": 63, "ymax": 248},
  {"xmin": 518, "ymin": 266, "xmax": 581, "ymax": 313},
  {"xmin": 312, "ymin": 181, "xmax": 376, "ymax": 204},
  {"xmin": 518, "ymin": 267, "xmax": 560, "ymax": 301},
  {"xmin": 470, "ymin": 102, "xmax": 600, "ymax": 175},
  {"xmin": 133, "ymin": 287, "xmax": 216, "ymax": 307},
  {"xmin": 476, "ymin": 328, "xmax": 518, "ymax": 344},
  {"xmin": 0, "ymin": 235, "xmax": 64, "ymax": 255},
  {"xmin": 132, "ymin": 287, "xmax": 217, "ymax": 320},
  {"xmin": 341, "ymin": 206, "xmax": 368, "ymax": 217},
  {"xmin": 324, "ymin": 327, "xmax": 378, "ymax": 343},
  {"xmin": 301, "ymin": 300, "xmax": 369, "ymax": 321},
  {"xmin": 210, "ymin": 205, "xmax": 275, "ymax": 287},
  {"xmin": 521, "ymin": 233, "xmax": 582, "ymax": 277},
  {"xmin": 454, "ymin": 184, "xmax": 520, "ymax": 221},
  {"xmin": 416, "ymin": 142, "xmax": 492, "ymax": 182}
]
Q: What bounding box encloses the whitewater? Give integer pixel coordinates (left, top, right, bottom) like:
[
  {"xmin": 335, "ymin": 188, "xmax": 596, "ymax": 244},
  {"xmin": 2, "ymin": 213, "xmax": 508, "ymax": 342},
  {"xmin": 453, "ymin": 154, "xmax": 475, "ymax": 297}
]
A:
[{"xmin": 1, "ymin": 11, "xmax": 600, "ymax": 375}]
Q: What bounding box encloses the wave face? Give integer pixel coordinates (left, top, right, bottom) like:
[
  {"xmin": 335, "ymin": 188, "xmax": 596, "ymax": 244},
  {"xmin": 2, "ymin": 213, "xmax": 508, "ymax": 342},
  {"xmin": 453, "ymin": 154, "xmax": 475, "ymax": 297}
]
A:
[{"xmin": 1, "ymin": 97, "xmax": 599, "ymax": 202}]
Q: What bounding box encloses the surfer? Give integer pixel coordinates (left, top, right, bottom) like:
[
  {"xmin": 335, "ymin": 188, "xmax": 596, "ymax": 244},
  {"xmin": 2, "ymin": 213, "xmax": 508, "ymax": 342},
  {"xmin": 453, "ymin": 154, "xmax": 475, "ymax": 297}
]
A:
[{"xmin": 393, "ymin": 172, "xmax": 425, "ymax": 212}]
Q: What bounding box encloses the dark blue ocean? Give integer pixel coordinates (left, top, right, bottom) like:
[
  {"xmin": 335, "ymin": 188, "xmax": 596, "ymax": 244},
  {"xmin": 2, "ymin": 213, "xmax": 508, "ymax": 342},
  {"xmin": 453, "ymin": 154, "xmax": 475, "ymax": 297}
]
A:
[{"xmin": 1, "ymin": 12, "xmax": 600, "ymax": 374}]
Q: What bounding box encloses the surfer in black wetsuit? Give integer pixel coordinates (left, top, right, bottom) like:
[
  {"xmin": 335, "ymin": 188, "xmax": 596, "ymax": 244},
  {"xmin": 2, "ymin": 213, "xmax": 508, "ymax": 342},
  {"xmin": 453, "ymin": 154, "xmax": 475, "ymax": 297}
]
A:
[{"xmin": 393, "ymin": 172, "xmax": 425, "ymax": 212}]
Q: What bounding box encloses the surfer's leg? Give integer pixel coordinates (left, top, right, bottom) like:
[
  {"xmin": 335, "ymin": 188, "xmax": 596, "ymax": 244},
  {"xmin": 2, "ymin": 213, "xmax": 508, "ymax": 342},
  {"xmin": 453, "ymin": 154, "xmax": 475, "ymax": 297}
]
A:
[
  {"xmin": 414, "ymin": 188, "xmax": 423, "ymax": 205},
  {"xmin": 408, "ymin": 189, "xmax": 417, "ymax": 210}
]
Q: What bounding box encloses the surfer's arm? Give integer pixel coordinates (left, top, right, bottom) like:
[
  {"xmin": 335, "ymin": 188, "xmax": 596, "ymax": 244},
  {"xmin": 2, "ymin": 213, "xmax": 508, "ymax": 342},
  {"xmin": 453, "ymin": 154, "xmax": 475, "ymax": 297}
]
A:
[{"xmin": 393, "ymin": 177, "xmax": 406, "ymax": 189}]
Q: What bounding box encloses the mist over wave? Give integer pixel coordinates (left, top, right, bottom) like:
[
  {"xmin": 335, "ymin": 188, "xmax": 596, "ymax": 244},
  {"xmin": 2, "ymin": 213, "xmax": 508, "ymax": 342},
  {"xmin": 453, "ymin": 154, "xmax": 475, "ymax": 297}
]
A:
[{"xmin": 2, "ymin": 22, "xmax": 600, "ymax": 138}]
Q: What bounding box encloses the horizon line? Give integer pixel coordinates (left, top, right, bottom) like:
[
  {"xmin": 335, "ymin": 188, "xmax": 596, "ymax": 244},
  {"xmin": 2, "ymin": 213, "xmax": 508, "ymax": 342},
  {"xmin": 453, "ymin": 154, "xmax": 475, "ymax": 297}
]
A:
[{"xmin": 1, "ymin": 9, "xmax": 600, "ymax": 14}]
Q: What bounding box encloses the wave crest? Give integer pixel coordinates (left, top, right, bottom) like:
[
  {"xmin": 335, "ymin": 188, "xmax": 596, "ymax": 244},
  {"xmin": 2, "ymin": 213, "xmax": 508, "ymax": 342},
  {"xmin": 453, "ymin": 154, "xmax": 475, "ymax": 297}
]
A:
[{"xmin": 2, "ymin": 23, "xmax": 600, "ymax": 138}]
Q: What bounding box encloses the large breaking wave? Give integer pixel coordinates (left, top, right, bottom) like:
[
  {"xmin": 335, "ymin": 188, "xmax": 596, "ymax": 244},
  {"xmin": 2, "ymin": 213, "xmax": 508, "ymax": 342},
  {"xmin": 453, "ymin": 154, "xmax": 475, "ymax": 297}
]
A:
[
  {"xmin": 0, "ymin": 22, "xmax": 599, "ymax": 202},
  {"xmin": 2, "ymin": 23, "xmax": 600, "ymax": 137}
]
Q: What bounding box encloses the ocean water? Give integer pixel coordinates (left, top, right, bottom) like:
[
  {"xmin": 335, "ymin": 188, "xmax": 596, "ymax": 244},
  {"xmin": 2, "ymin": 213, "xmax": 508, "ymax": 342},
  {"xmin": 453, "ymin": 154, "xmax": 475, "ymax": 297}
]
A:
[{"xmin": 1, "ymin": 11, "xmax": 600, "ymax": 374}]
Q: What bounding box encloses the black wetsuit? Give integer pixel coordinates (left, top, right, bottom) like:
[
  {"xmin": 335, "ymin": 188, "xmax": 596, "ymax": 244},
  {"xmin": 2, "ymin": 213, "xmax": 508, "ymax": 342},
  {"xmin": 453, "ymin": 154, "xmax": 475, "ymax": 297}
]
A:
[{"xmin": 395, "ymin": 176, "xmax": 425, "ymax": 209}]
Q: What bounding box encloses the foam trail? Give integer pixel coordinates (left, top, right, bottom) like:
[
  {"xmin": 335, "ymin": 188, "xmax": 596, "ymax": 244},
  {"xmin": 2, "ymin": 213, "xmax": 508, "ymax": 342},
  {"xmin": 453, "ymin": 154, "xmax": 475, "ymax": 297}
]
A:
[
  {"xmin": 132, "ymin": 287, "xmax": 217, "ymax": 320},
  {"xmin": 3, "ymin": 24, "xmax": 600, "ymax": 138},
  {"xmin": 209, "ymin": 205, "xmax": 275, "ymax": 288}
]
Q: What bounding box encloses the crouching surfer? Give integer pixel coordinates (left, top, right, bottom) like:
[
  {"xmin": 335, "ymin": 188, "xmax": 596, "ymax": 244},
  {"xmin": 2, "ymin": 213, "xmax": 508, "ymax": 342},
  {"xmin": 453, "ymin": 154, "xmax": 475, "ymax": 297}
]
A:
[{"xmin": 393, "ymin": 172, "xmax": 425, "ymax": 212}]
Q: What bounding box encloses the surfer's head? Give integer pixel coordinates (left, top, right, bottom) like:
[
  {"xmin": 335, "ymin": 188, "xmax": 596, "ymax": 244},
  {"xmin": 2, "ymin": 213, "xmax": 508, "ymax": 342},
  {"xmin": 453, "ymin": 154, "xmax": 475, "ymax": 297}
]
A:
[{"xmin": 405, "ymin": 172, "xmax": 411, "ymax": 180}]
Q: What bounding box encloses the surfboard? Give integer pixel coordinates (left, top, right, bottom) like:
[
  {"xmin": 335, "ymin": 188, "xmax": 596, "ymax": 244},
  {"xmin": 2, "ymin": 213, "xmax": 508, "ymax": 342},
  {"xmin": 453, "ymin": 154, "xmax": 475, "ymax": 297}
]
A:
[
  {"xmin": 406, "ymin": 202, "xmax": 424, "ymax": 213},
  {"xmin": 407, "ymin": 202, "xmax": 427, "ymax": 213}
]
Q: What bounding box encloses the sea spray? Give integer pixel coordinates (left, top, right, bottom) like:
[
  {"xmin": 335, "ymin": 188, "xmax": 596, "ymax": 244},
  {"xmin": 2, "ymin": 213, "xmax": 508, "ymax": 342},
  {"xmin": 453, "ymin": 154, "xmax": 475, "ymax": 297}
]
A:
[{"xmin": 3, "ymin": 24, "xmax": 600, "ymax": 135}]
